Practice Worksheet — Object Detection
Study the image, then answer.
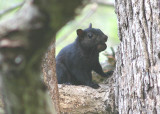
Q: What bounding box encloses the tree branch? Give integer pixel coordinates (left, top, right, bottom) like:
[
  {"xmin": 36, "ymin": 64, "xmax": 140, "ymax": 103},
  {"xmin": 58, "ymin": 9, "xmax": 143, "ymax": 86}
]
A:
[{"xmin": 58, "ymin": 77, "xmax": 118, "ymax": 113}]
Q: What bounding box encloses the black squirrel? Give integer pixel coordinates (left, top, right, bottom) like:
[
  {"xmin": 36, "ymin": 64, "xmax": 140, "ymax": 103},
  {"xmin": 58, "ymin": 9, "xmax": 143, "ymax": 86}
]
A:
[{"xmin": 56, "ymin": 24, "xmax": 113, "ymax": 89}]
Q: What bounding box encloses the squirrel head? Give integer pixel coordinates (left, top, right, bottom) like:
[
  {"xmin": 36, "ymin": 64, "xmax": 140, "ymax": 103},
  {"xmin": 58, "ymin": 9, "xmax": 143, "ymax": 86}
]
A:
[{"xmin": 76, "ymin": 24, "xmax": 108, "ymax": 52}]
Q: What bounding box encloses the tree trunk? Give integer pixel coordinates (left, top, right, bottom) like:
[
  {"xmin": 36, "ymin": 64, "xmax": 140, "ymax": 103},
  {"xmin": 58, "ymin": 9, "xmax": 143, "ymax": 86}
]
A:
[
  {"xmin": 115, "ymin": 0, "xmax": 160, "ymax": 113},
  {"xmin": 43, "ymin": 40, "xmax": 60, "ymax": 114},
  {"xmin": 0, "ymin": 0, "xmax": 83, "ymax": 113}
]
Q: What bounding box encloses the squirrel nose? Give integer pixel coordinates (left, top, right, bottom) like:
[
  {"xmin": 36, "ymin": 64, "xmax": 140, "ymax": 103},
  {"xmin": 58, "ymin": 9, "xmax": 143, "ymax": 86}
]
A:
[{"xmin": 104, "ymin": 35, "xmax": 108, "ymax": 42}]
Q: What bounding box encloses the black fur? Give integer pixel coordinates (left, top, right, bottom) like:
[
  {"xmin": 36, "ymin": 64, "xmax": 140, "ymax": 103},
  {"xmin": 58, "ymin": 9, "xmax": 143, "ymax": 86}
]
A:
[{"xmin": 56, "ymin": 24, "xmax": 113, "ymax": 89}]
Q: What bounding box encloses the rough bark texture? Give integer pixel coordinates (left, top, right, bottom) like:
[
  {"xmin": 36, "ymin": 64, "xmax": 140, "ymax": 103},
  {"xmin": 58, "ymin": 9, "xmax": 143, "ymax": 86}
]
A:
[
  {"xmin": 58, "ymin": 76, "xmax": 117, "ymax": 114},
  {"xmin": 43, "ymin": 40, "xmax": 60, "ymax": 114},
  {"xmin": 0, "ymin": 0, "xmax": 83, "ymax": 113},
  {"xmin": 115, "ymin": 0, "xmax": 160, "ymax": 113}
]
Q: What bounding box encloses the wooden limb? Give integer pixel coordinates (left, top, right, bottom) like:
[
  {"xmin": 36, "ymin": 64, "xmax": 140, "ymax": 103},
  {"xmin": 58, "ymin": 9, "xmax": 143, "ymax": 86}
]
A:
[{"xmin": 58, "ymin": 77, "xmax": 118, "ymax": 114}]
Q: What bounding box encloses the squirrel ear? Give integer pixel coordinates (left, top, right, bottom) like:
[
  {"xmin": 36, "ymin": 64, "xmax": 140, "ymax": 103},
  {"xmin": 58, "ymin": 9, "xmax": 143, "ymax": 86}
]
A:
[
  {"xmin": 89, "ymin": 23, "xmax": 92, "ymax": 28},
  {"xmin": 77, "ymin": 29, "xmax": 84, "ymax": 37}
]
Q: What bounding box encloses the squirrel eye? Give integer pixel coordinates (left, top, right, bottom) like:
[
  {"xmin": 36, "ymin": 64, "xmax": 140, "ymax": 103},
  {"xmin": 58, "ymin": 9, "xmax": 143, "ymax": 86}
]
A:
[{"xmin": 88, "ymin": 33, "xmax": 93, "ymax": 38}]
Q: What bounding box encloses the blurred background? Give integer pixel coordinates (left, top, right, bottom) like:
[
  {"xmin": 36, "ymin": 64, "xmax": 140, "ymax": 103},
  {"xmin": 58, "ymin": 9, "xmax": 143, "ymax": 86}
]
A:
[
  {"xmin": 0, "ymin": 0, "xmax": 119, "ymax": 63},
  {"xmin": 0, "ymin": 1, "xmax": 120, "ymax": 111}
]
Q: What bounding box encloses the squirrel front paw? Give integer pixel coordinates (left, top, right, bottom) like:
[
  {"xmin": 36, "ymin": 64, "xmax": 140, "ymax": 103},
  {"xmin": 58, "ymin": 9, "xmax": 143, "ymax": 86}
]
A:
[
  {"xmin": 102, "ymin": 71, "xmax": 114, "ymax": 77},
  {"xmin": 89, "ymin": 83, "xmax": 100, "ymax": 89}
]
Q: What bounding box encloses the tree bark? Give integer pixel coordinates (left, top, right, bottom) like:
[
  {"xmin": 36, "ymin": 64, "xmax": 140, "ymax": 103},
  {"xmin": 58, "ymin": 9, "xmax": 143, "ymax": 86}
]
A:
[
  {"xmin": 115, "ymin": 0, "xmax": 160, "ymax": 113},
  {"xmin": 43, "ymin": 40, "xmax": 60, "ymax": 114},
  {"xmin": 0, "ymin": 0, "xmax": 83, "ymax": 113},
  {"xmin": 58, "ymin": 77, "xmax": 117, "ymax": 114}
]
